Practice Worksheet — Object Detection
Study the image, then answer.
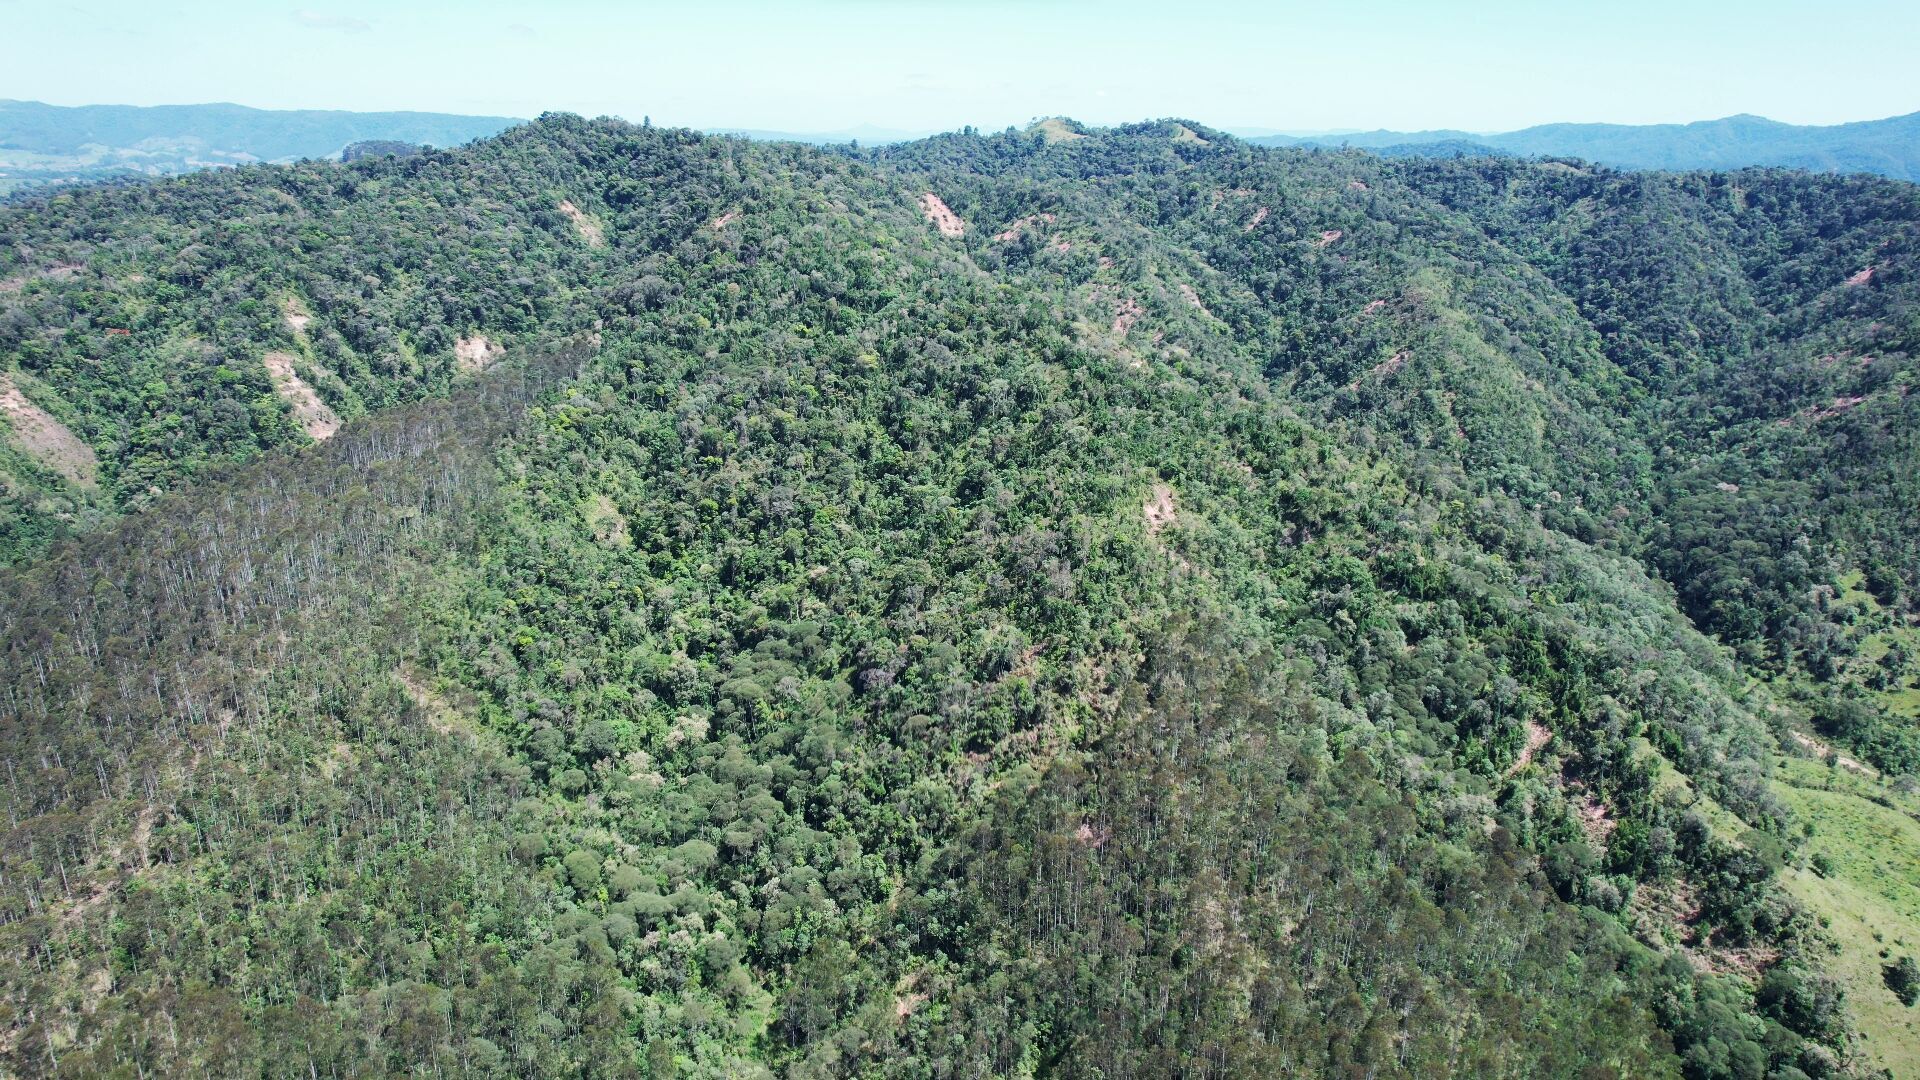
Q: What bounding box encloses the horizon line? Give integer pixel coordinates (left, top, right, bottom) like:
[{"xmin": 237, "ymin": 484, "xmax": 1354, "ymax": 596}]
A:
[{"xmin": 7, "ymin": 96, "xmax": 1920, "ymax": 141}]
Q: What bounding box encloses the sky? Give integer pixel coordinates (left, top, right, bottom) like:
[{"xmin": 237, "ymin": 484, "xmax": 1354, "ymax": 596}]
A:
[{"xmin": 4, "ymin": 0, "xmax": 1919, "ymax": 135}]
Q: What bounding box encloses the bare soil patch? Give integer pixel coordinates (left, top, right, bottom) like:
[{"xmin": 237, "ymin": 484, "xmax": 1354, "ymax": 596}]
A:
[
  {"xmin": 918, "ymin": 193, "xmax": 966, "ymax": 238},
  {"xmin": 1178, "ymin": 283, "xmax": 1213, "ymax": 318},
  {"xmin": 454, "ymin": 333, "xmax": 503, "ymax": 373},
  {"xmin": 1634, "ymin": 877, "xmax": 1778, "ymax": 978},
  {"xmin": 1791, "ymin": 730, "xmax": 1878, "ymax": 777},
  {"xmin": 127, "ymin": 806, "xmax": 159, "ymax": 871},
  {"xmin": 1574, "ymin": 786, "xmax": 1618, "ymax": 847},
  {"xmin": 992, "ymin": 213, "xmax": 1056, "ymax": 243},
  {"xmin": 1630, "ymin": 877, "xmax": 1700, "ymax": 945},
  {"xmin": 891, "ymin": 971, "xmax": 932, "ymax": 1021},
  {"xmin": 1373, "ymin": 349, "xmax": 1410, "ymax": 378},
  {"xmin": 1808, "ymin": 394, "xmax": 1868, "ymax": 421},
  {"xmin": 1074, "ymin": 821, "xmax": 1112, "ymax": 847},
  {"xmin": 0, "ymin": 373, "xmax": 98, "ymax": 486},
  {"xmin": 1245, "ymin": 206, "xmax": 1269, "ymax": 232},
  {"xmin": 1143, "ymin": 482, "xmax": 1178, "ymax": 535},
  {"xmin": 263, "ymin": 352, "xmax": 340, "ymax": 440},
  {"xmin": 1507, "ymin": 719, "xmax": 1552, "ymax": 776},
  {"xmin": 397, "ymin": 665, "xmax": 473, "ymax": 736},
  {"xmin": 1346, "ymin": 350, "xmax": 1410, "ymax": 391},
  {"xmin": 0, "ymin": 263, "xmax": 82, "ymax": 294},
  {"xmin": 710, "ymin": 210, "xmax": 741, "ymax": 230},
  {"xmin": 282, "ymin": 297, "xmax": 312, "ymax": 335},
  {"xmin": 558, "ymin": 199, "xmax": 606, "ymax": 247},
  {"xmin": 1316, "ymin": 229, "xmax": 1343, "ymax": 247},
  {"xmin": 1847, "ymin": 266, "xmax": 1875, "ymax": 287}
]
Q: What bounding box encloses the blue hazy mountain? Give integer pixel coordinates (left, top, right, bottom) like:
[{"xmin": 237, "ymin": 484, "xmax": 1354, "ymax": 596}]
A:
[
  {"xmin": 0, "ymin": 100, "xmax": 522, "ymax": 191},
  {"xmin": 705, "ymin": 123, "xmax": 934, "ymax": 145},
  {"xmin": 0, "ymin": 101, "xmax": 955, "ymax": 192},
  {"xmin": 10, "ymin": 100, "xmax": 1919, "ymax": 194},
  {"xmin": 1246, "ymin": 111, "xmax": 1920, "ymax": 180}
]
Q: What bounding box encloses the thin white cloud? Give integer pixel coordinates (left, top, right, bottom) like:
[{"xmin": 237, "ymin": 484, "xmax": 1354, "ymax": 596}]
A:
[
  {"xmin": 290, "ymin": 9, "xmax": 370, "ymax": 34},
  {"xmin": 506, "ymin": 22, "xmax": 537, "ymax": 40}
]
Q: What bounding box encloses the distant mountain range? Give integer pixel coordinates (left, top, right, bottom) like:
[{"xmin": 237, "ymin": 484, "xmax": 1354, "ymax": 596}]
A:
[
  {"xmin": 707, "ymin": 124, "xmax": 936, "ymax": 145},
  {"xmin": 0, "ymin": 101, "xmax": 956, "ymax": 194},
  {"xmin": 6, "ymin": 101, "xmax": 1920, "ymax": 196},
  {"xmin": 1249, "ymin": 111, "xmax": 1920, "ymax": 181},
  {"xmin": 0, "ymin": 100, "xmax": 520, "ymax": 192}
]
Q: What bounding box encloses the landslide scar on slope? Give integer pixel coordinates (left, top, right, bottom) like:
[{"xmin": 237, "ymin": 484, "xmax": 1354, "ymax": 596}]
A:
[
  {"xmin": 455, "ymin": 334, "xmax": 504, "ymax": 372},
  {"xmin": 263, "ymin": 352, "xmax": 340, "ymax": 441},
  {"xmin": 0, "ymin": 263, "xmax": 83, "ymax": 294},
  {"xmin": 1144, "ymin": 482, "xmax": 1178, "ymax": 535},
  {"xmin": 1178, "ymin": 283, "xmax": 1214, "ymax": 319},
  {"xmin": 282, "ymin": 296, "xmax": 313, "ymax": 335},
  {"xmin": 919, "ymin": 193, "xmax": 966, "ymax": 237},
  {"xmin": 558, "ymin": 199, "xmax": 606, "ymax": 247},
  {"xmin": 993, "ymin": 213, "xmax": 1056, "ymax": 242},
  {"xmin": 0, "ymin": 373, "xmax": 98, "ymax": 486}
]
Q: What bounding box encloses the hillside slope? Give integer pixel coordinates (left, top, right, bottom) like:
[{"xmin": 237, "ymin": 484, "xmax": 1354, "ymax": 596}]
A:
[{"xmin": 2, "ymin": 115, "xmax": 1917, "ymax": 1077}]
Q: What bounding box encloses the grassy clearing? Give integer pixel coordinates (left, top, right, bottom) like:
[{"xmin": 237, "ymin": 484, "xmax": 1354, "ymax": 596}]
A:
[
  {"xmin": 1775, "ymin": 754, "xmax": 1920, "ymax": 1074},
  {"xmin": 1890, "ymin": 687, "xmax": 1920, "ymax": 718},
  {"xmin": 1034, "ymin": 117, "xmax": 1089, "ymax": 144}
]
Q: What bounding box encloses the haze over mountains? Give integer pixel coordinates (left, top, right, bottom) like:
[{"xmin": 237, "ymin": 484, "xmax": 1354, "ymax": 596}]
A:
[
  {"xmin": 1252, "ymin": 111, "xmax": 1920, "ymax": 181},
  {"xmin": 7, "ymin": 99, "xmax": 1920, "ymax": 196},
  {"xmin": 0, "ymin": 100, "xmax": 521, "ymax": 191}
]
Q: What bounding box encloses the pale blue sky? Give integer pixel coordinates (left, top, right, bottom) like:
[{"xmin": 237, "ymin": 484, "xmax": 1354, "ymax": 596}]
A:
[{"xmin": 4, "ymin": 0, "xmax": 1918, "ymax": 134}]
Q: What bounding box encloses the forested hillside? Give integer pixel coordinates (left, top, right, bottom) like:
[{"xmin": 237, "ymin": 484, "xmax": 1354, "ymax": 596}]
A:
[{"xmin": 2, "ymin": 114, "xmax": 1917, "ymax": 1077}]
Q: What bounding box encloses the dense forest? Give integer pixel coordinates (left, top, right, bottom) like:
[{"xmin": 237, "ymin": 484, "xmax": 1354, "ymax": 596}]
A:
[{"xmin": 1, "ymin": 114, "xmax": 1917, "ymax": 1077}]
